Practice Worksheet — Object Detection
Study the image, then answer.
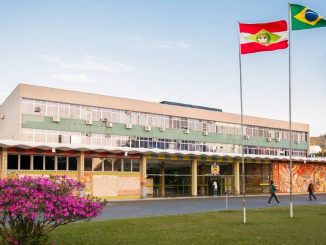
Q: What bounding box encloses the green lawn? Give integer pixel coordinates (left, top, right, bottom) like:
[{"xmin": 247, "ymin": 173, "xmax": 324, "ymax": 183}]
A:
[{"xmin": 49, "ymin": 205, "xmax": 326, "ymax": 244}]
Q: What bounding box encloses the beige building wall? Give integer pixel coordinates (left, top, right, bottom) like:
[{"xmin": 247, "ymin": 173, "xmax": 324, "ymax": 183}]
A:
[
  {"xmin": 92, "ymin": 175, "xmax": 140, "ymax": 197},
  {"xmin": 0, "ymin": 86, "xmax": 21, "ymax": 140},
  {"xmin": 15, "ymin": 83, "xmax": 309, "ymax": 132}
]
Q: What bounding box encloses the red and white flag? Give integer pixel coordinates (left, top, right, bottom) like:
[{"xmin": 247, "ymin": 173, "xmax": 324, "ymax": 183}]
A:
[{"xmin": 239, "ymin": 20, "xmax": 288, "ymax": 54}]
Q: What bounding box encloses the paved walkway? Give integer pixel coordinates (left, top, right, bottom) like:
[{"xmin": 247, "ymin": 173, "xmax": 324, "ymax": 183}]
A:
[{"xmin": 96, "ymin": 193, "xmax": 326, "ymax": 220}]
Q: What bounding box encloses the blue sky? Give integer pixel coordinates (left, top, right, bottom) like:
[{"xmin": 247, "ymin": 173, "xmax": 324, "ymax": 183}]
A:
[{"xmin": 0, "ymin": 0, "xmax": 325, "ymax": 136}]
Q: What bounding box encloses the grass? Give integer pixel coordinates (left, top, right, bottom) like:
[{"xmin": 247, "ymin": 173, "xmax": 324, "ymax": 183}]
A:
[{"xmin": 49, "ymin": 205, "xmax": 326, "ymax": 244}]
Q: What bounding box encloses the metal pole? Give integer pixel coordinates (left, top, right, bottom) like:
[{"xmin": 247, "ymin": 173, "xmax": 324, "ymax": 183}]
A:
[
  {"xmin": 238, "ymin": 22, "xmax": 246, "ymax": 224},
  {"xmin": 288, "ymin": 3, "xmax": 294, "ymax": 218},
  {"xmin": 225, "ymin": 191, "xmax": 228, "ymax": 210}
]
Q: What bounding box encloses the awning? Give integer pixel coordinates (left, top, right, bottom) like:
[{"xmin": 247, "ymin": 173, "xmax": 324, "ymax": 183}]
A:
[{"xmin": 1, "ymin": 139, "xmax": 325, "ymax": 163}]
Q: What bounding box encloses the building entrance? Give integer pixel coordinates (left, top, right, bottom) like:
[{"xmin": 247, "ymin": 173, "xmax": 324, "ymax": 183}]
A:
[
  {"xmin": 197, "ymin": 162, "xmax": 235, "ymax": 196},
  {"xmin": 146, "ymin": 160, "xmax": 191, "ymax": 197}
]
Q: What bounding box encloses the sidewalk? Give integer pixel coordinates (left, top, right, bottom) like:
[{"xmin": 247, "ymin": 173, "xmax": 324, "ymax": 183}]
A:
[{"xmin": 108, "ymin": 192, "xmax": 326, "ymax": 202}]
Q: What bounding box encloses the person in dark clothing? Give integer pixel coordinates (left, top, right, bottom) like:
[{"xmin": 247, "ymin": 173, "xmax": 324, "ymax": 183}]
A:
[
  {"xmin": 308, "ymin": 182, "xmax": 317, "ymax": 201},
  {"xmin": 268, "ymin": 180, "xmax": 280, "ymax": 204}
]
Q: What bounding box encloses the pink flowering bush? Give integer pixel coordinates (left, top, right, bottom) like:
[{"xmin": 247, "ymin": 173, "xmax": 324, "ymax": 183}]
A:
[{"xmin": 0, "ymin": 176, "xmax": 105, "ymax": 245}]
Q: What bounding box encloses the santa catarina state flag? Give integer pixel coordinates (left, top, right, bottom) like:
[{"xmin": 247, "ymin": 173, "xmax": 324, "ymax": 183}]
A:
[
  {"xmin": 290, "ymin": 4, "xmax": 326, "ymax": 30},
  {"xmin": 239, "ymin": 20, "xmax": 288, "ymax": 55}
]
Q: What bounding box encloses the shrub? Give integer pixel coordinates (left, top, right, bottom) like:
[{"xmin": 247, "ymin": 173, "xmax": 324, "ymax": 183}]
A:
[{"xmin": 0, "ymin": 176, "xmax": 105, "ymax": 245}]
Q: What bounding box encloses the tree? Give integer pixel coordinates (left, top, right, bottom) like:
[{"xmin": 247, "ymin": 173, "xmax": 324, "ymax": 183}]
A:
[{"xmin": 0, "ymin": 176, "xmax": 105, "ymax": 245}]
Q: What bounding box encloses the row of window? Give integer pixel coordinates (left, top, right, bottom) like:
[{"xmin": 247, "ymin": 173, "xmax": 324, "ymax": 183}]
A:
[
  {"xmin": 20, "ymin": 129, "xmax": 307, "ymax": 157},
  {"xmin": 8, "ymin": 155, "xmax": 77, "ymax": 171},
  {"xmin": 84, "ymin": 158, "xmax": 139, "ymax": 172},
  {"xmin": 7, "ymin": 155, "xmax": 140, "ymax": 172},
  {"xmin": 243, "ymin": 146, "xmax": 307, "ymax": 157},
  {"xmin": 22, "ymin": 98, "xmax": 307, "ymax": 141},
  {"xmin": 246, "ymin": 126, "xmax": 307, "ymax": 142}
]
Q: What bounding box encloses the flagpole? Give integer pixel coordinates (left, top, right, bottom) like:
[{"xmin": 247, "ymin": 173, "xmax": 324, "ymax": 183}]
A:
[
  {"xmin": 288, "ymin": 3, "xmax": 294, "ymax": 218},
  {"xmin": 238, "ymin": 22, "xmax": 246, "ymax": 224}
]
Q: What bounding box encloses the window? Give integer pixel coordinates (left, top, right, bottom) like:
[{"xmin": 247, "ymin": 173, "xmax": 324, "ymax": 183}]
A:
[
  {"xmin": 20, "ymin": 155, "xmax": 31, "ymax": 170},
  {"xmin": 84, "ymin": 158, "xmax": 92, "ymax": 171},
  {"xmin": 59, "ymin": 103, "xmax": 70, "ymax": 118},
  {"xmin": 81, "ymin": 106, "xmax": 92, "ymax": 121},
  {"xmin": 70, "ymin": 104, "xmax": 81, "ymax": 119},
  {"xmin": 114, "ymin": 159, "xmax": 122, "ymax": 171},
  {"xmin": 132, "ymin": 160, "xmax": 140, "ymax": 172},
  {"xmin": 131, "ymin": 137, "xmax": 140, "ymax": 148},
  {"xmin": 45, "ymin": 156, "xmax": 55, "ymax": 170},
  {"xmin": 68, "ymin": 157, "xmax": 77, "ymax": 170},
  {"xmin": 34, "ymin": 155, "xmax": 44, "ymax": 170},
  {"xmin": 8, "ymin": 155, "xmax": 18, "ymax": 169},
  {"xmin": 131, "ymin": 112, "xmax": 139, "ymax": 125},
  {"xmin": 172, "ymin": 117, "xmax": 180, "ymax": 129},
  {"xmin": 57, "ymin": 156, "xmax": 67, "ymax": 170},
  {"xmin": 103, "ymin": 159, "xmax": 112, "ymax": 171},
  {"xmin": 92, "ymin": 107, "xmax": 101, "ymax": 122},
  {"xmin": 111, "ymin": 110, "xmax": 120, "ymax": 123},
  {"xmin": 180, "ymin": 118, "xmax": 188, "ymax": 129},
  {"xmin": 202, "ymin": 121, "xmax": 208, "ymax": 131},
  {"xmin": 124, "ymin": 159, "xmax": 131, "ymax": 171}
]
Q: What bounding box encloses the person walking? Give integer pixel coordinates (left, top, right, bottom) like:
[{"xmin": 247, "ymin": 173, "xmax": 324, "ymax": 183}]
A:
[
  {"xmin": 308, "ymin": 182, "xmax": 317, "ymax": 201},
  {"xmin": 213, "ymin": 181, "xmax": 218, "ymax": 196},
  {"xmin": 268, "ymin": 180, "xmax": 280, "ymax": 204}
]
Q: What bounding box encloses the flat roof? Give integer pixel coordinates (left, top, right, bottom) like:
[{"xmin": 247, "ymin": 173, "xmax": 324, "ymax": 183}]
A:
[{"xmin": 160, "ymin": 101, "xmax": 222, "ymax": 112}]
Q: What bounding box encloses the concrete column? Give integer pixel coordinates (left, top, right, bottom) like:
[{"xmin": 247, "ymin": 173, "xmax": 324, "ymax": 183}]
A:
[
  {"xmin": 159, "ymin": 161, "xmax": 165, "ymax": 197},
  {"xmin": 198, "ymin": 164, "xmax": 205, "ymax": 195},
  {"xmin": 140, "ymin": 155, "xmax": 147, "ymax": 198},
  {"xmin": 233, "ymin": 161, "xmax": 240, "ymax": 195},
  {"xmin": 191, "ymin": 159, "xmax": 198, "ymax": 196},
  {"xmin": 30, "ymin": 155, "xmax": 34, "ymax": 170},
  {"xmin": 77, "ymin": 152, "xmax": 85, "ymax": 182},
  {"xmin": 0, "ymin": 148, "xmax": 8, "ymax": 178}
]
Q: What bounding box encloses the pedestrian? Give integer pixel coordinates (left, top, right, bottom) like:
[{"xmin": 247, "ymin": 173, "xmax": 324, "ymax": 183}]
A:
[
  {"xmin": 213, "ymin": 181, "xmax": 218, "ymax": 196},
  {"xmin": 307, "ymin": 182, "xmax": 317, "ymax": 201},
  {"xmin": 268, "ymin": 180, "xmax": 280, "ymax": 204}
]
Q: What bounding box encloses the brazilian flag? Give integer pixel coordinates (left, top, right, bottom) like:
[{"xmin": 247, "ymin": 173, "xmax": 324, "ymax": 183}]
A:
[{"xmin": 290, "ymin": 4, "xmax": 326, "ymax": 30}]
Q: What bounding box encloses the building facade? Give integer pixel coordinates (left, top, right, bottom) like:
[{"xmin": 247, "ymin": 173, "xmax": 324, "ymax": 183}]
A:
[{"xmin": 0, "ymin": 84, "xmax": 325, "ymax": 200}]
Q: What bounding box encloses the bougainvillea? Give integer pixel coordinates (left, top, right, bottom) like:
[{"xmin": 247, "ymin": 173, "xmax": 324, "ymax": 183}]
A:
[{"xmin": 0, "ymin": 176, "xmax": 105, "ymax": 245}]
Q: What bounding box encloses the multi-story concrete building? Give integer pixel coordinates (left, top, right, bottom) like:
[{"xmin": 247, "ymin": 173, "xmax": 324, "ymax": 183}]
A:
[{"xmin": 0, "ymin": 84, "xmax": 325, "ymax": 199}]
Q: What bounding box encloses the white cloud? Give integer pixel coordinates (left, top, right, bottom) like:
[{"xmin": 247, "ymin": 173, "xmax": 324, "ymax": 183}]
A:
[
  {"xmin": 179, "ymin": 41, "xmax": 192, "ymax": 49},
  {"xmin": 52, "ymin": 73, "xmax": 91, "ymax": 83},
  {"xmin": 39, "ymin": 54, "xmax": 136, "ymax": 73}
]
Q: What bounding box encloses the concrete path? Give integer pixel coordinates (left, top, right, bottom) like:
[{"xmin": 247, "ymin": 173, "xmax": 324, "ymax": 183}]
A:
[{"xmin": 96, "ymin": 193, "xmax": 326, "ymax": 220}]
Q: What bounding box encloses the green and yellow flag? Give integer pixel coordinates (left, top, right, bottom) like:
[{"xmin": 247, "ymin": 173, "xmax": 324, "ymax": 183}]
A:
[{"xmin": 290, "ymin": 4, "xmax": 326, "ymax": 30}]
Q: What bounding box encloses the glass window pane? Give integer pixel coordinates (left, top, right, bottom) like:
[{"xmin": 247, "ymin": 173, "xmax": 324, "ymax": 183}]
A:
[
  {"xmin": 68, "ymin": 157, "xmax": 77, "ymax": 170},
  {"xmin": 8, "ymin": 155, "xmax": 18, "ymax": 169},
  {"xmin": 84, "ymin": 158, "xmax": 92, "ymax": 171},
  {"xmin": 20, "ymin": 155, "xmax": 31, "ymax": 170},
  {"xmin": 114, "ymin": 159, "xmax": 122, "ymax": 171},
  {"xmin": 124, "ymin": 159, "xmax": 131, "ymax": 171},
  {"xmin": 103, "ymin": 159, "xmax": 112, "ymax": 171},
  {"xmin": 132, "ymin": 160, "xmax": 140, "ymax": 172},
  {"xmin": 33, "ymin": 155, "xmax": 44, "ymax": 170},
  {"xmin": 57, "ymin": 156, "xmax": 67, "ymax": 170},
  {"xmin": 45, "ymin": 156, "xmax": 55, "ymax": 170}
]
